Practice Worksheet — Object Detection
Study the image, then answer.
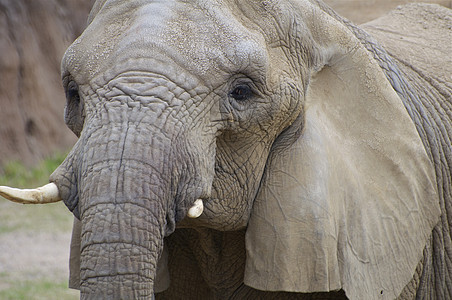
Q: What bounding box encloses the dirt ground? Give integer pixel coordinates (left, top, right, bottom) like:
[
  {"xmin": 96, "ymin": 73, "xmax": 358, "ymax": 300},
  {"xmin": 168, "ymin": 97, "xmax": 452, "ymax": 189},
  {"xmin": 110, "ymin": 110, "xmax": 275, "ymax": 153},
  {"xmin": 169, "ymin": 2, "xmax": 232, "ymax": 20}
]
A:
[
  {"xmin": 0, "ymin": 199, "xmax": 77, "ymax": 298},
  {"xmin": 0, "ymin": 231, "xmax": 71, "ymax": 286},
  {"xmin": 0, "ymin": 0, "xmax": 450, "ymax": 298}
]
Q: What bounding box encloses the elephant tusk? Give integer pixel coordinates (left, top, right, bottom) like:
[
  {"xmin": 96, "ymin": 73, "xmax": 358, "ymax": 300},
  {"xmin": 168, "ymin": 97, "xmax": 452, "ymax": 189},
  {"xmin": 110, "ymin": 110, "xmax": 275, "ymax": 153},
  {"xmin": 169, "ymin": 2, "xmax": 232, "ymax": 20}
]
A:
[
  {"xmin": 0, "ymin": 183, "xmax": 61, "ymax": 204},
  {"xmin": 187, "ymin": 199, "xmax": 203, "ymax": 218}
]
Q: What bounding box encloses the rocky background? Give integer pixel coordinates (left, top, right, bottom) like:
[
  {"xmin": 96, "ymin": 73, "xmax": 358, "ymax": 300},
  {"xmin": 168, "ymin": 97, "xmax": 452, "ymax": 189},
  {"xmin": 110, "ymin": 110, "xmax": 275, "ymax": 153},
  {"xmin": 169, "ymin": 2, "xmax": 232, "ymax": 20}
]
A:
[
  {"xmin": 0, "ymin": 0, "xmax": 94, "ymax": 169},
  {"xmin": 0, "ymin": 0, "xmax": 450, "ymax": 170}
]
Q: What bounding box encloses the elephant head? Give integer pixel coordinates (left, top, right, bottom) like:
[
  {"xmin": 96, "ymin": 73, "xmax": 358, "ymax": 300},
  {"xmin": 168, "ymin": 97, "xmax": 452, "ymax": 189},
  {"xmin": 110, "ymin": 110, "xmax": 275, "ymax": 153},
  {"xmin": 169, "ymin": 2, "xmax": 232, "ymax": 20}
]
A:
[{"xmin": 0, "ymin": 0, "xmax": 441, "ymax": 299}]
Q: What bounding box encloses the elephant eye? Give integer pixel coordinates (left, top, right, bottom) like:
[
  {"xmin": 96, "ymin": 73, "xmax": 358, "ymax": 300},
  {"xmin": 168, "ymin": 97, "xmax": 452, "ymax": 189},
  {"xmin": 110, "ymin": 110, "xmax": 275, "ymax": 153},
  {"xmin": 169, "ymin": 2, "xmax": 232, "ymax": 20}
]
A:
[
  {"xmin": 64, "ymin": 79, "xmax": 84, "ymax": 137},
  {"xmin": 66, "ymin": 80, "xmax": 80, "ymax": 103},
  {"xmin": 229, "ymin": 84, "xmax": 253, "ymax": 101}
]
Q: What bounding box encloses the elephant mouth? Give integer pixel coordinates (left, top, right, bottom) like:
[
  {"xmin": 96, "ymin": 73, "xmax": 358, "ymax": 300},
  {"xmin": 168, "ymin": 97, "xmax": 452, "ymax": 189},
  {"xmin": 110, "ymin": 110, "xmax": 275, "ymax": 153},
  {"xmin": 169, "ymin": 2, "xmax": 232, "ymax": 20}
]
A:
[{"xmin": 0, "ymin": 182, "xmax": 205, "ymax": 219}]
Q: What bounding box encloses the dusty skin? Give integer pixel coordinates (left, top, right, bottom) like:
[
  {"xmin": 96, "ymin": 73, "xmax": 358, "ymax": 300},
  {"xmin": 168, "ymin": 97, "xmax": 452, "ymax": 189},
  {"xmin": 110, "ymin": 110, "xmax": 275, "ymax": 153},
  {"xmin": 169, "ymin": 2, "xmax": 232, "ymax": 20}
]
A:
[{"xmin": 0, "ymin": 0, "xmax": 450, "ymax": 299}]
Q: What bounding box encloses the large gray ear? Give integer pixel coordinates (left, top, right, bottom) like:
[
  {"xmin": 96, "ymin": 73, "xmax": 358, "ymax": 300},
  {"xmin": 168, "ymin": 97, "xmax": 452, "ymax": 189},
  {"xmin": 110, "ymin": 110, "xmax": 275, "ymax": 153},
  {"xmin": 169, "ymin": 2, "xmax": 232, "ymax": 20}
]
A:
[{"xmin": 244, "ymin": 2, "xmax": 440, "ymax": 299}]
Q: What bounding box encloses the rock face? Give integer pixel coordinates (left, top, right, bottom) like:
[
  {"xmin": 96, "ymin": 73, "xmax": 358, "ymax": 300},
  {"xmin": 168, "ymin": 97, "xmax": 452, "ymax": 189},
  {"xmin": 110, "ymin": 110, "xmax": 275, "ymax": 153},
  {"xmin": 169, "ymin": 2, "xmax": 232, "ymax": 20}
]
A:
[
  {"xmin": 0, "ymin": 0, "xmax": 93, "ymax": 169},
  {"xmin": 0, "ymin": 0, "xmax": 450, "ymax": 169}
]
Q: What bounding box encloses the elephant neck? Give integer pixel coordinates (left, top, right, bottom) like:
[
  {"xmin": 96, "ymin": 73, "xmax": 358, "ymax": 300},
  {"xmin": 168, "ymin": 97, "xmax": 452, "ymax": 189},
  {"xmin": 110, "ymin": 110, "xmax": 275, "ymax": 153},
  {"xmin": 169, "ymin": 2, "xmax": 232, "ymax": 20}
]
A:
[
  {"xmin": 162, "ymin": 228, "xmax": 347, "ymax": 299},
  {"xmin": 164, "ymin": 228, "xmax": 247, "ymax": 298}
]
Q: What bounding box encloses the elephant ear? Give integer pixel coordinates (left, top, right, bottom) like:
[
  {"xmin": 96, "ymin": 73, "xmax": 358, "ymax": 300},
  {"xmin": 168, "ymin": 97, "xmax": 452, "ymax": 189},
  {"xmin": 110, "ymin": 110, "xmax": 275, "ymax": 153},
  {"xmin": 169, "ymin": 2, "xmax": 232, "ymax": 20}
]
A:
[{"xmin": 244, "ymin": 3, "xmax": 440, "ymax": 299}]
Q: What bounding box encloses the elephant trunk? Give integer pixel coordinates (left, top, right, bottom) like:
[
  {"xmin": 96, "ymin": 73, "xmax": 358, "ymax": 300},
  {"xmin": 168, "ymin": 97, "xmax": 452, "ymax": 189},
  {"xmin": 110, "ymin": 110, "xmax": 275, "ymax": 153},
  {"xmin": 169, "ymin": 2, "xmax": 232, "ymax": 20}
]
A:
[
  {"xmin": 77, "ymin": 140, "xmax": 170, "ymax": 298},
  {"xmin": 49, "ymin": 100, "xmax": 215, "ymax": 298},
  {"xmin": 79, "ymin": 183, "xmax": 164, "ymax": 298}
]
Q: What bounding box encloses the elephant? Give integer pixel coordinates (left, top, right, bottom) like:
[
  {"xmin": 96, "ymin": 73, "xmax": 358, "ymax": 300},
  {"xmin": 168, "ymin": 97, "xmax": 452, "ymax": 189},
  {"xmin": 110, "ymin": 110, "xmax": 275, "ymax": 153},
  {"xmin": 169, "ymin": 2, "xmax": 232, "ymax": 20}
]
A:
[{"xmin": 0, "ymin": 0, "xmax": 450, "ymax": 299}]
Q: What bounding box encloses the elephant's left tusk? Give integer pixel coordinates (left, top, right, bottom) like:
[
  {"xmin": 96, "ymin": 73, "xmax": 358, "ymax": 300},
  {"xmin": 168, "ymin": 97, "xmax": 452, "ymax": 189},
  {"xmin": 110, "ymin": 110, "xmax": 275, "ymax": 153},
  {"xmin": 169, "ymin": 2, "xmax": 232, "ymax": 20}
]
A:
[
  {"xmin": 0, "ymin": 183, "xmax": 61, "ymax": 204},
  {"xmin": 187, "ymin": 199, "xmax": 203, "ymax": 218}
]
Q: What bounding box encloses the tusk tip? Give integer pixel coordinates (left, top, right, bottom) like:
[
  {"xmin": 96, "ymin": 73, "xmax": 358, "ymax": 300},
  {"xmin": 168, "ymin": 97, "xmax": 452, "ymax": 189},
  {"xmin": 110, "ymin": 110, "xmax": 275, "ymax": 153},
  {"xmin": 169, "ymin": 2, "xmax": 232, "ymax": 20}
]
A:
[
  {"xmin": 187, "ymin": 199, "xmax": 204, "ymax": 218},
  {"xmin": 0, "ymin": 183, "xmax": 61, "ymax": 204}
]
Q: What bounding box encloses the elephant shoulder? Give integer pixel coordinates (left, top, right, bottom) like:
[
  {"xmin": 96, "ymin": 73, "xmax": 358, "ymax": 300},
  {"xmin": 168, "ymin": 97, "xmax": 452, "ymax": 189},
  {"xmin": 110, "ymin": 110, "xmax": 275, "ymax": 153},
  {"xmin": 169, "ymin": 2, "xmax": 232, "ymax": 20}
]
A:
[{"xmin": 361, "ymin": 3, "xmax": 452, "ymax": 82}]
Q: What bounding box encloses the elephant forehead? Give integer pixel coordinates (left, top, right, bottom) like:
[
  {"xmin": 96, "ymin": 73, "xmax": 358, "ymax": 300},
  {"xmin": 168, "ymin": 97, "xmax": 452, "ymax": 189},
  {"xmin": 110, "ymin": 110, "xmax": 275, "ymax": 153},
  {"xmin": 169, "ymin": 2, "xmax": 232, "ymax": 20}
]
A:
[
  {"xmin": 157, "ymin": 1, "xmax": 267, "ymax": 76},
  {"xmin": 63, "ymin": 0, "xmax": 268, "ymax": 86}
]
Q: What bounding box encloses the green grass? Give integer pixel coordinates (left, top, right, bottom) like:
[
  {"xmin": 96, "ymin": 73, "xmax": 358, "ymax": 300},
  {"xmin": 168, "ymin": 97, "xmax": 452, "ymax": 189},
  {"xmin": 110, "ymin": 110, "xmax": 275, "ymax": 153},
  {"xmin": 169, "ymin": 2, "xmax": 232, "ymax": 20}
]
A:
[
  {"xmin": 0, "ymin": 276, "xmax": 79, "ymax": 300},
  {"xmin": 0, "ymin": 152, "xmax": 74, "ymax": 234},
  {"xmin": 0, "ymin": 152, "xmax": 68, "ymax": 188},
  {"xmin": 0, "ymin": 153, "xmax": 78, "ymax": 299},
  {"xmin": 0, "ymin": 200, "xmax": 74, "ymax": 234}
]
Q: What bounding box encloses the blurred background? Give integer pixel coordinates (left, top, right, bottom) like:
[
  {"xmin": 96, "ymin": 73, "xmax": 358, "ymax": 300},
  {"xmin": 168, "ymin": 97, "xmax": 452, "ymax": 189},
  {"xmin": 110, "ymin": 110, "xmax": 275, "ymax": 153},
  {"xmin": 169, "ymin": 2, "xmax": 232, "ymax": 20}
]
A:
[{"xmin": 0, "ymin": 0, "xmax": 450, "ymax": 299}]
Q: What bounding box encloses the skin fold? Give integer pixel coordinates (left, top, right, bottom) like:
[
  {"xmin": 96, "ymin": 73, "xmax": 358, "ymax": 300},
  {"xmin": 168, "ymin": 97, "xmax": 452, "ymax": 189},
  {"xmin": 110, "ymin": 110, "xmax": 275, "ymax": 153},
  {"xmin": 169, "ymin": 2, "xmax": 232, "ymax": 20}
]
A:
[{"xmin": 3, "ymin": 0, "xmax": 450, "ymax": 299}]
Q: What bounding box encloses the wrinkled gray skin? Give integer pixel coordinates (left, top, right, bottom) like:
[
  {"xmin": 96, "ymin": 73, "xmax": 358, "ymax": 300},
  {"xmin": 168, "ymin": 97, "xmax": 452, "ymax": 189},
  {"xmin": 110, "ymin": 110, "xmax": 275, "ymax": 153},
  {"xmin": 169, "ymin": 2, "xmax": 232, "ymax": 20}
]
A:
[{"xmin": 49, "ymin": 0, "xmax": 451, "ymax": 299}]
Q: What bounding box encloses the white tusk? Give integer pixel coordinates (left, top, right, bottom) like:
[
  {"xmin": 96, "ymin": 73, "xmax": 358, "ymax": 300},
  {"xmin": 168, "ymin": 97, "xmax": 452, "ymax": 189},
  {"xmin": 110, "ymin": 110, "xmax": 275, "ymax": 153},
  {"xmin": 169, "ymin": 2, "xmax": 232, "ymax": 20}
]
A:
[
  {"xmin": 0, "ymin": 183, "xmax": 61, "ymax": 204},
  {"xmin": 187, "ymin": 199, "xmax": 203, "ymax": 218}
]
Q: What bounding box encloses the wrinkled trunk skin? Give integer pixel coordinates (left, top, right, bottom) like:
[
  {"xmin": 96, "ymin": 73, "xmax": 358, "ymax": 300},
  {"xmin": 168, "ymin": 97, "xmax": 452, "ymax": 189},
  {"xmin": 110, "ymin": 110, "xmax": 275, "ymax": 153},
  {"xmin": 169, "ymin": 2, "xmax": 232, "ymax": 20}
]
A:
[
  {"xmin": 53, "ymin": 101, "xmax": 211, "ymax": 298},
  {"xmin": 79, "ymin": 162, "xmax": 165, "ymax": 299},
  {"xmin": 80, "ymin": 201, "xmax": 163, "ymax": 299},
  {"xmin": 77, "ymin": 126, "xmax": 170, "ymax": 299}
]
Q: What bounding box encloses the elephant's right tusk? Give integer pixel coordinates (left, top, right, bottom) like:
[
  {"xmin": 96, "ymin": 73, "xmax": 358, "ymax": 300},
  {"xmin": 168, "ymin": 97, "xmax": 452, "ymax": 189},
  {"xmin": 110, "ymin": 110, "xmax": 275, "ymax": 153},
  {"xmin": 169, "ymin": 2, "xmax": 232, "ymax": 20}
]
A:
[
  {"xmin": 0, "ymin": 183, "xmax": 61, "ymax": 204},
  {"xmin": 187, "ymin": 199, "xmax": 204, "ymax": 218}
]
